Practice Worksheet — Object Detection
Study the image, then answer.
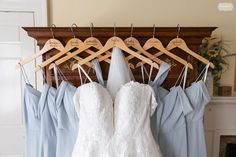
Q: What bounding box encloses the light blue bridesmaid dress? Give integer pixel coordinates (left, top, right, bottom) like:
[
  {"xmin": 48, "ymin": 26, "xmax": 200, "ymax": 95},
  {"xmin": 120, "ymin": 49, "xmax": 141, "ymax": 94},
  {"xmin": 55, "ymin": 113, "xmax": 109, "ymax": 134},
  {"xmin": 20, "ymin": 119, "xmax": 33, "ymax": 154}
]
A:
[
  {"xmin": 22, "ymin": 66, "xmax": 41, "ymax": 157},
  {"xmin": 185, "ymin": 63, "xmax": 211, "ymax": 157},
  {"xmin": 38, "ymin": 83, "xmax": 57, "ymax": 157},
  {"xmin": 38, "ymin": 65, "xmax": 67, "ymax": 157},
  {"xmin": 156, "ymin": 65, "xmax": 192, "ymax": 157},
  {"xmin": 150, "ymin": 62, "xmax": 171, "ymax": 142},
  {"xmin": 54, "ymin": 65, "xmax": 79, "ymax": 157},
  {"xmin": 22, "ymin": 65, "xmax": 58, "ymax": 157}
]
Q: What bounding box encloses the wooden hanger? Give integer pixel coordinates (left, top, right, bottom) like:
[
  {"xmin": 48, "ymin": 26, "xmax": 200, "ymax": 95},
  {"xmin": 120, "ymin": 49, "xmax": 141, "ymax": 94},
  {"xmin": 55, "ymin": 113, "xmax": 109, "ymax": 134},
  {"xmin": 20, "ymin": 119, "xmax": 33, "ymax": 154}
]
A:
[
  {"xmin": 16, "ymin": 25, "xmax": 65, "ymax": 69},
  {"xmin": 165, "ymin": 25, "xmax": 215, "ymax": 69},
  {"xmin": 141, "ymin": 25, "xmax": 193, "ymax": 69},
  {"xmin": 52, "ymin": 24, "xmax": 135, "ymax": 69},
  {"xmin": 35, "ymin": 28, "xmax": 94, "ymax": 71},
  {"xmin": 82, "ymin": 35, "xmax": 135, "ymax": 69},
  {"xmin": 71, "ymin": 24, "xmax": 159, "ymax": 71},
  {"xmin": 124, "ymin": 24, "xmax": 163, "ymax": 67},
  {"xmin": 79, "ymin": 23, "xmax": 112, "ymax": 65},
  {"xmin": 35, "ymin": 24, "xmax": 104, "ymax": 71}
]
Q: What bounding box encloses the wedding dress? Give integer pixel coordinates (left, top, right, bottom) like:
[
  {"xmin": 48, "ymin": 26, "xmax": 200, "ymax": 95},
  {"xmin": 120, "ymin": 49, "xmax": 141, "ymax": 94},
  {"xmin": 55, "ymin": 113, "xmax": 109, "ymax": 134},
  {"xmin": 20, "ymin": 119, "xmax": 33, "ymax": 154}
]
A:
[
  {"xmin": 112, "ymin": 81, "xmax": 163, "ymax": 157},
  {"xmin": 71, "ymin": 47, "xmax": 163, "ymax": 157},
  {"xmin": 71, "ymin": 47, "xmax": 133, "ymax": 157}
]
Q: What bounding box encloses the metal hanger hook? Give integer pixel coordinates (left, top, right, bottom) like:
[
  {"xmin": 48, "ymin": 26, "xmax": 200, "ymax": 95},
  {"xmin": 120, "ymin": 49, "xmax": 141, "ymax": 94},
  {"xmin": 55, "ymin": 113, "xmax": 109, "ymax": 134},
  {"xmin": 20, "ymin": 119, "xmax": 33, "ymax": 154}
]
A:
[
  {"xmin": 90, "ymin": 23, "xmax": 94, "ymax": 37},
  {"xmin": 114, "ymin": 22, "xmax": 116, "ymax": 37},
  {"xmin": 50, "ymin": 24, "xmax": 56, "ymax": 39},
  {"xmin": 130, "ymin": 23, "xmax": 134, "ymax": 38},
  {"xmin": 153, "ymin": 24, "xmax": 156, "ymax": 38},
  {"xmin": 18, "ymin": 61, "xmax": 22, "ymax": 67},
  {"xmin": 71, "ymin": 23, "xmax": 78, "ymax": 38},
  {"xmin": 177, "ymin": 24, "xmax": 181, "ymax": 38}
]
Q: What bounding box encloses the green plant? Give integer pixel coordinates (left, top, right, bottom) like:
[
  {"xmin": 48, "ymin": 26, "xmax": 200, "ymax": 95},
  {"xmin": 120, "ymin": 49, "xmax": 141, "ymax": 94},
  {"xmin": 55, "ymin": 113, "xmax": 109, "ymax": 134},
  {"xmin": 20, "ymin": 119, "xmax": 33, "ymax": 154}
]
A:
[{"xmin": 198, "ymin": 37, "xmax": 229, "ymax": 87}]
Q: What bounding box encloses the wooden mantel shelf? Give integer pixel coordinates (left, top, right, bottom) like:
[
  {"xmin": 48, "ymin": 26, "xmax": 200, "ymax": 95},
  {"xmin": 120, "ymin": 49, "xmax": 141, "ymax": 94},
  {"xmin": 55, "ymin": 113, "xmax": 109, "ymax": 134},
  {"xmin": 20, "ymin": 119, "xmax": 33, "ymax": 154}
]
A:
[
  {"xmin": 23, "ymin": 27, "xmax": 217, "ymax": 46},
  {"xmin": 22, "ymin": 27, "xmax": 217, "ymax": 87}
]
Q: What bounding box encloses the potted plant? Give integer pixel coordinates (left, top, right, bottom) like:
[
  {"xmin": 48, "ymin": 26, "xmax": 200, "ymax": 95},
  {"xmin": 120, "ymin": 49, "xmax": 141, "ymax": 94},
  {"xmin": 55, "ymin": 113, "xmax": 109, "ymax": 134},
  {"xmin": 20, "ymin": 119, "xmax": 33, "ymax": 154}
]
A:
[{"xmin": 198, "ymin": 37, "xmax": 229, "ymax": 95}]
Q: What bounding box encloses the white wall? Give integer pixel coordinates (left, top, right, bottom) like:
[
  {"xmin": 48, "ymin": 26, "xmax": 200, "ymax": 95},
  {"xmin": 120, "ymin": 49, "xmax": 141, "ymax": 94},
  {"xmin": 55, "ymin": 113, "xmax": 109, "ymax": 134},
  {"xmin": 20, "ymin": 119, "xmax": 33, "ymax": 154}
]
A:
[{"xmin": 48, "ymin": 0, "xmax": 236, "ymax": 94}]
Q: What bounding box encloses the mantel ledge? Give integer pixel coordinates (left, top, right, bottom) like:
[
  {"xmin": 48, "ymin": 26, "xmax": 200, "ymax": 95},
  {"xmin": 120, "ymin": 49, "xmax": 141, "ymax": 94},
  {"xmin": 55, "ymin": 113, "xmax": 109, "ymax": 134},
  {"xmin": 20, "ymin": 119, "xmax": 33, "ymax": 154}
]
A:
[{"xmin": 210, "ymin": 96, "xmax": 236, "ymax": 104}]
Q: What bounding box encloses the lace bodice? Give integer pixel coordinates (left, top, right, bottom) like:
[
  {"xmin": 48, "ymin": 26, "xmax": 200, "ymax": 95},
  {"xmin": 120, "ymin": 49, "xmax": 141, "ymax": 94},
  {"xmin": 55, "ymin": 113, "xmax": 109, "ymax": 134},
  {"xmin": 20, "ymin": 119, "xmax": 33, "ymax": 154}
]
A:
[{"xmin": 72, "ymin": 81, "xmax": 163, "ymax": 157}]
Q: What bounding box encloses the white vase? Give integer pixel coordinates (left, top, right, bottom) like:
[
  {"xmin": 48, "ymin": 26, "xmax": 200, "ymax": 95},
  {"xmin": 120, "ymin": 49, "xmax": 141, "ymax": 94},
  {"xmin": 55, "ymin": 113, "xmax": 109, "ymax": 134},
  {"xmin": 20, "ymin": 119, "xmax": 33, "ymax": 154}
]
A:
[{"xmin": 205, "ymin": 72, "xmax": 214, "ymax": 96}]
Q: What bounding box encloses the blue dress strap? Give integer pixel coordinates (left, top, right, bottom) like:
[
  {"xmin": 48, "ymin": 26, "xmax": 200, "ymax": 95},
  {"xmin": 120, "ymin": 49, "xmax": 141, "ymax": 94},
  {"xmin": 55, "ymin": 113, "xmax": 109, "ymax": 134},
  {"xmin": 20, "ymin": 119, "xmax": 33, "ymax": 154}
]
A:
[
  {"xmin": 174, "ymin": 64, "xmax": 188, "ymax": 89},
  {"xmin": 53, "ymin": 64, "xmax": 68, "ymax": 88},
  {"xmin": 19, "ymin": 63, "xmax": 33, "ymax": 86},
  {"xmin": 152, "ymin": 62, "xmax": 171, "ymax": 87}
]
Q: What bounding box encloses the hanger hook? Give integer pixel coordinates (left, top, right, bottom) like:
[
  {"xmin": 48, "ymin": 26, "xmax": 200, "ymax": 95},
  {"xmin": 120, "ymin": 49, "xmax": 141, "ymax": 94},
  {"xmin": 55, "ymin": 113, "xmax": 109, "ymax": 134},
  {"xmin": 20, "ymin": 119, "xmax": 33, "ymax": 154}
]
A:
[
  {"xmin": 18, "ymin": 62, "xmax": 22, "ymax": 68},
  {"xmin": 90, "ymin": 23, "xmax": 94, "ymax": 37},
  {"xmin": 130, "ymin": 23, "xmax": 133, "ymax": 38},
  {"xmin": 153, "ymin": 24, "xmax": 156, "ymax": 38},
  {"xmin": 114, "ymin": 22, "xmax": 116, "ymax": 37},
  {"xmin": 50, "ymin": 24, "xmax": 56, "ymax": 39},
  {"xmin": 177, "ymin": 24, "xmax": 180, "ymax": 38},
  {"xmin": 70, "ymin": 23, "xmax": 78, "ymax": 38}
]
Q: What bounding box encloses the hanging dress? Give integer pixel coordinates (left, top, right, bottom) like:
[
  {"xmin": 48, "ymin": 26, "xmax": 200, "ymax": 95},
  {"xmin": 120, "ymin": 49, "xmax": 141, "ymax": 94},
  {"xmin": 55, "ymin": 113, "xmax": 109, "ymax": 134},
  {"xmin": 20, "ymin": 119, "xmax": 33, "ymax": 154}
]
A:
[
  {"xmin": 38, "ymin": 64, "xmax": 67, "ymax": 157},
  {"xmin": 185, "ymin": 63, "xmax": 211, "ymax": 157},
  {"xmin": 22, "ymin": 66, "xmax": 41, "ymax": 157},
  {"xmin": 157, "ymin": 65, "xmax": 193, "ymax": 157},
  {"xmin": 71, "ymin": 47, "xmax": 133, "ymax": 157},
  {"xmin": 112, "ymin": 80, "xmax": 163, "ymax": 156},
  {"xmin": 150, "ymin": 62, "xmax": 171, "ymax": 142},
  {"xmin": 54, "ymin": 66, "xmax": 79, "ymax": 157}
]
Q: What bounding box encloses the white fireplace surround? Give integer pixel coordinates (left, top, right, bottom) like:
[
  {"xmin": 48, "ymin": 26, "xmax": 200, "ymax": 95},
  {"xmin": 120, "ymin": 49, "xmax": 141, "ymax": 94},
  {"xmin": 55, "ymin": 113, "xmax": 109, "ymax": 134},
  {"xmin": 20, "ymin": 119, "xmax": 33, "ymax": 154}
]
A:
[{"xmin": 204, "ymin": 96, "xmax": 236, "ymax": 157}]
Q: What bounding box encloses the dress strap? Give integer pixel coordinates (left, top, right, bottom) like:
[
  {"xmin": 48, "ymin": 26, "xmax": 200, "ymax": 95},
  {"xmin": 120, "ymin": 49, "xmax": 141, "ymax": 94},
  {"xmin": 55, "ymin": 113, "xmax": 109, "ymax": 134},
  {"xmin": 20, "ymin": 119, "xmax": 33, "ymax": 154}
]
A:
[
  {"xmin": 128, "ymin": 63, "xmax": 135, "ymax": 81},
  {"xmin": 195, "ymin": 63, "xmax": 210, "ymax": 83},
  {"xmin": 56, "ymin": 65, "xmax": 68, "ymax": 81},
  {"xmin": 174, "ymin": 64, "xmax": 188, "ymax": 89},
  {"xmin": 77, "ymin": 63, "xmax": 83, "ymax": 85},
  {"xmin": 148, "ymin": 63, "xmax": 154, "ymax": 84},
  {"xmin": 141, "ymin": 63, "xmax": 145, "ymax": 83},
  {"xmin": 19, "ymin": 63, "xmax": 31, "ymax": 85},
  {"xmin": 83, "ymin": 67, "xmax": 92, "ymax": 84},
  {"xmin": 77, "ymin": 64, "xmax": 93, "ymax": 84},
  {"xmin": 141, "ymin": 63, "xmax": 151, "ymax": 83},
  {"xmin": 53, "ymin": 64, "xmax": 68, "ymax": 88},
  {"xmin": 182, "ymin": 65, "xmax": 188, "ymax": 89},
  {"xmin": 203, "ymin": 63, "xmax": 210, "ymax": 82}
]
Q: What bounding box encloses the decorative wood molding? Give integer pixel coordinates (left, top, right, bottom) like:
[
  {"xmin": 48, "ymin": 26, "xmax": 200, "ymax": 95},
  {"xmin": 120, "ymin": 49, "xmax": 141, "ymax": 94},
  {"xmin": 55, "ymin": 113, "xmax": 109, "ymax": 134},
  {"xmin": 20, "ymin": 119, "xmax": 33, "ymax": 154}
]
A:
[
  {"xmin": 210, "ymin": 96, "xmax": 236, "ymax": 104},
  {"xmin": 22, "ymin": 27, "xmax": 217, "ymax": 87}
]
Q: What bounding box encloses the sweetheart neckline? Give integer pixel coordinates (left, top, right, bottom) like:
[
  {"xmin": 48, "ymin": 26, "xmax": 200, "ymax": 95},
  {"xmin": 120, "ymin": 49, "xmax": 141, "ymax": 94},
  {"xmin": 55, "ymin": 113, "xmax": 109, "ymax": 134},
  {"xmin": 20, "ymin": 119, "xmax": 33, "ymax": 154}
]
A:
[{"xmin": 75, "ymin": 81, "xmax": 151, "ymax": 101}]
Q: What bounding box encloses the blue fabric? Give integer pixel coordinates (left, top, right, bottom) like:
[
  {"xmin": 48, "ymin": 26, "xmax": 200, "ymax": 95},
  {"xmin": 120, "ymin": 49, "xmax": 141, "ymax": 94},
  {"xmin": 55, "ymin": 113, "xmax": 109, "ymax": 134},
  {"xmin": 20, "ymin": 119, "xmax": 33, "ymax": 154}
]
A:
[
  {"xmin": 158, "ymin": 86, "xmax": 192, "ymax": 157},
  {"xmin": 150, "ymin": 63, "xmax": 171, "ymax": 141},
  {"xmin": 151, "ymin": 63, "xmax": 193, "ymax": 157},
  {"xmin": 38, "ymin": 84, "xmax": 57, "ymax": 157},
  {"xmin": 185, "ymin": 80, "xmax": 211, "ymax": 157},
  {"xmin": 56, "ymin": 81, "xmax": 79, "ymax": 157},
  {"xmin": 23, "ymin": 84, "xmax": 41, "ymax": 157}
]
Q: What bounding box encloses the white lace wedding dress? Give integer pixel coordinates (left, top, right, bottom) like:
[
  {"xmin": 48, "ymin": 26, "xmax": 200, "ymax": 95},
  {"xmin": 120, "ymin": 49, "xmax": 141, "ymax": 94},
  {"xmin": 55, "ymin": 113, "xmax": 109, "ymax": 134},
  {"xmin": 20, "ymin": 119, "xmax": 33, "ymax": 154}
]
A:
[
  {"xmin": 112, "ymin": 81, "xmax": 163, "ymax": 157},
  {"xmin": 71, "ymin": 47, "xmax": 163, "ymax": 157}
]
